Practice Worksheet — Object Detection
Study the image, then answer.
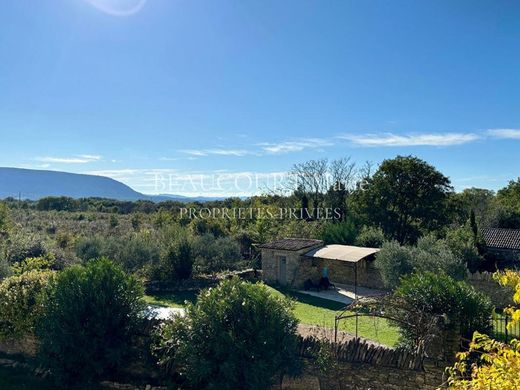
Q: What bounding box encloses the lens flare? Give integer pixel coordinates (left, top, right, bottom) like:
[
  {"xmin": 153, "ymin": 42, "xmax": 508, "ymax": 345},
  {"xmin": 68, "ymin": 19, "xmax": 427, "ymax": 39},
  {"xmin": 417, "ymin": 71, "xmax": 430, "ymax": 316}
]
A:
[{"xmin": 84, "ymin": 0, "xmax": 147, "ymax": 16}]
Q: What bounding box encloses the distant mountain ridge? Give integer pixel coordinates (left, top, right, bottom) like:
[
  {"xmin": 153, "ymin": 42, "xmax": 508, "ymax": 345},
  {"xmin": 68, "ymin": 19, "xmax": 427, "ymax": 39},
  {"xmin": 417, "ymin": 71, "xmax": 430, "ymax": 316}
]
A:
[{"xmin": 0, "ymin": 167, "xmax": 225, "ymax": 202}]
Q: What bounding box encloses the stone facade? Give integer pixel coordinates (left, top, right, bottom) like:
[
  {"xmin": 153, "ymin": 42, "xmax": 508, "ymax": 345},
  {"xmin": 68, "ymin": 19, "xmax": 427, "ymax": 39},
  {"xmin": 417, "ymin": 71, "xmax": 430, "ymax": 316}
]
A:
[
  {"xmin": 261, "ymin": 243, "xmax": 322, "ymax": 287},
  {"xmin": 261, "ymin": 246, "xmax": 383, "ymax": 289}
]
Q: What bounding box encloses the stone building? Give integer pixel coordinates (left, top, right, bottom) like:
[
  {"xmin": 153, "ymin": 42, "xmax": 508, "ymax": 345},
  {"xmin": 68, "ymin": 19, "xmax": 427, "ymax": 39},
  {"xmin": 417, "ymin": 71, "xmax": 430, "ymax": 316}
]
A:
[
  {"xmin": 482, "ymin": 227, "xmax": 520, "ymax": 266},
  {"xmin": 258, "ymin": 238, "xmax": 383, "ymax": 289}
]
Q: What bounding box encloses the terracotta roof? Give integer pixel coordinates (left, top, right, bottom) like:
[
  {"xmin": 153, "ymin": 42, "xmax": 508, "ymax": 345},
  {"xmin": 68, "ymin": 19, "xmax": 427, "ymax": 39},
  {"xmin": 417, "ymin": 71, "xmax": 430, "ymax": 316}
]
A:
[
  {"xmin": 257, "ymin": 238, "xmax": 323, "ymax": 251},
  {"xmin": 304, "ymin": 244, "xmax": 380, "ymax": 263},
  {"xmin": 482, "ymin": 228, "xmax": 520, "ymax": 251}
]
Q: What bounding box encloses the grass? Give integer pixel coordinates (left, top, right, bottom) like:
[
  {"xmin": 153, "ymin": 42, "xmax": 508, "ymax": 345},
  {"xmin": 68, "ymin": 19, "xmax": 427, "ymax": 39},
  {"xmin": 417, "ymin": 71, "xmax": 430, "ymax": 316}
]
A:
[
  {"xmin": 145, "ymin": 285, "xmax": 400, "ymax": 347},
  {"xmin": 143, "ymin": 290, "xmax": 197, "ymax": 308}
]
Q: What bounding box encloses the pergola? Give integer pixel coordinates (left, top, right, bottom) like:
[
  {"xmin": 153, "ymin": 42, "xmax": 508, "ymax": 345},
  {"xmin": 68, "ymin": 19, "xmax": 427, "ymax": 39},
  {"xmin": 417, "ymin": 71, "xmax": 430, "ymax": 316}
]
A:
[{"xmin": 303, "ymin": 244, "xmax": 380, "ymax": 342}]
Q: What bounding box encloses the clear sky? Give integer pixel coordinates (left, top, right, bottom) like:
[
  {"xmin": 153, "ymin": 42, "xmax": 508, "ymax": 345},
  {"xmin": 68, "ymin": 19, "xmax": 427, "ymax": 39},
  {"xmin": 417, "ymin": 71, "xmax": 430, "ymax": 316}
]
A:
[{"xmin": 1, "ymin": 0, "xmax": 519, "ymax": 196}]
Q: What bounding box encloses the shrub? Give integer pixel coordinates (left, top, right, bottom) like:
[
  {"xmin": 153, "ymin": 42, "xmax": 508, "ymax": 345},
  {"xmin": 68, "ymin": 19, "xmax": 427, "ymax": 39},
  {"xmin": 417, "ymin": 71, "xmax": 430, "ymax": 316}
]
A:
[
  {"xmin": 5, "ymin": 233, "xmax": 47, "ymax": 263},
  {"xmin": 0, "ymin": 270, "xmax": 53, "ymax": 340},
  {"xmin": 11, "ymin": 255, "xmax": 54, "ymax": 275},
  {"xmin": 375, "ymin": 241, "xmax": 414, "ymax": 289},
  {"xmin": 411, "ymin": 235, "xmax": 467, "ymax": 281},
  {"xmin": 393, "ymin": 272, "xmax": 492, "ymax": 345},
  {"xmin": 157, "ymin": 238, "xmax": 193, "ymax": 281},
  {"xmin": 0, "ymin": 202, "xmax": 10, "ymax": 237},
  {"xmin": 192, "ymin": 234, "xmax": 241, "ymax": 274},
  {"xmin": 153, "ymin": 278, "xmax": 300, "ymax": 389},
  {"xmin": 446, "ymin": 225, "xmax": 483, "ymax": 273},
  {"xmin": 376, "ymin": 236, "xmax": 467, "ymax": 289},
  {"xmin": 75, "ymin": 236, "xmax": 103, "ymax": 261},
  {"xmin": 320, "ymin": 220, "xmax": 358, "ymax": 245},
  {"xmin": 355, "ymin": 226, "xmax": 385, "ymax": 248},
  {"xmin": 36, "ymin": 258, "xmax": 146, "ymax": 385},
  {"xmin": 0, "ymin": 259, "xmax": 10, "ymax": 279}
]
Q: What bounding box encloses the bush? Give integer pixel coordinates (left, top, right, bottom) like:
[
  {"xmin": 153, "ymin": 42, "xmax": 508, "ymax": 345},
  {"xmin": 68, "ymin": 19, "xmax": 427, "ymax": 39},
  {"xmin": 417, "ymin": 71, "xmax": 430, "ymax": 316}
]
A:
[
  {"xmin": 320, "ymin": 220, "xmax": 358, "ymax": 245},
  {"xmin": 156, "ymin": 238, "xmax": 193, "ymax": 281},
  {"xmin": 355, "ymin": 226, "xmax": 385, "ymax": 248},
  {"xmin": 11, "ymin": 255, "xmax": 54, "ymax": 275},
  {"xmin": 75, "ymin": 236, "xmax": 103, "ymax": 261},
  {"xmin": 0, "ymin": 270, "xmax": 53, "ymax": 340},
  {"xmin": 375, "ymin": 241, "xmax": 414, "ymax": 289},
  {"xmin": 446, "ymin": 225, "xmax": 483, "ymax": 273},
  {"xmin": 36, "ymin": 258, "xmax": 146, "ymax": 385},
  {"xmin": 393, "ymin": 272, "xmax": 492, "ymax": 345},
  {"xmin": 412, "ymin": 235, "xmax": 467, "ymax": 281},
  {"xmin": 193, "ymin": 234, "xmax": 241, "ymax": 274},
  {"xmin": 376, "ymin": 236, "xmax": 467, "ymax": 289},
  {"xmin": 5, "ymin": 233, "xmax": 47, "ymax": 263},
  {"xmin": 153, "ymin": 278, "xmax": 300, "ymax": 389}
]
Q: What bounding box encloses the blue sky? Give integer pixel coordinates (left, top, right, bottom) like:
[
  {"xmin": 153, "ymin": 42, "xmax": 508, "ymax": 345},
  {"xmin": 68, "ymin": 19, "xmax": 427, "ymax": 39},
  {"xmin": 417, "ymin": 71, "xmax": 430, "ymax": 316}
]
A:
[{"xmin": 1, "ymin": 0, "xmax": 519, "ymax": 196}]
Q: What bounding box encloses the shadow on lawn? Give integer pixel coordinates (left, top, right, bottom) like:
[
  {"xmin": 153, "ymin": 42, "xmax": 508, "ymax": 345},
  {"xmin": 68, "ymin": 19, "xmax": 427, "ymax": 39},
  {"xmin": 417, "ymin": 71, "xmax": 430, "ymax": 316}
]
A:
[{"xmin": 277, "ymin": 288, "xmax": 346, "ymax": 311}]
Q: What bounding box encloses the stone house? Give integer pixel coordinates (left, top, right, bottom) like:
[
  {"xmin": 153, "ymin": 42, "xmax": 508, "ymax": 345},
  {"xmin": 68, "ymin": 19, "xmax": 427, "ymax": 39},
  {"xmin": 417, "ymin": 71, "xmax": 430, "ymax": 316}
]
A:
[
  {"xmin": 258, "ymin": 238, "xmax": 383, "ymax": 289},
  {"xmin": 482, "ymin": 227, "xmax": 520, "ymax": 266}
]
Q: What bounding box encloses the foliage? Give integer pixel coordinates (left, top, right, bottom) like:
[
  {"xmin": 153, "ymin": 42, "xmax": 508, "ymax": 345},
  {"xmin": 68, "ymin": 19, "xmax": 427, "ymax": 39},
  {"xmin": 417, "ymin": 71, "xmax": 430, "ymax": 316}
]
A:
[
  {"xmin": 11, "ymin": 254, "xmax": 54, "ymax": 275},
  {"xmin": 4, "ymin": 232, "xmax": 47, "ymax": 264},
  {"xmin": 446, "ymin": 333, "xmax": 520, "ymax": 389},
  {"xmin": 375, "ymin": 241, "xmax": 414, "ymax": 289},
  {"xmin": 376, "ymin": 236, "xmax": 467, "ymax": 289},
  {"xmin": 75, "ymin": 236, "xmax": 104, "ymax": 261},
  {"xmin": 0, "ymin": 258, "xmax": 10, "ymax": 279},
  {"xmin": 445, "ymin": 224, "xmax": 484, "ymax": 273},
  {"xmin": 0, "ymin": 269, "xmax": 54, "ymax": 340},
  {"xmin": 412, "ymin": 235, "xmax": 467, "ymax": 281},
  {"xmin": 154, "ymin": 238, "xmax": 194, "ymax": 281},
  {"xmin": 355, "ymin": 226, "xmax": 385, "ymax": 248},
  {"xmin": 445, "ymin": 271, "xmax": 520, "ymax": 388},
  {"xmin": 0, "ymin": 201, "xmax": 11, "ymax": 237},
  {"xmin": 36, "ymin": 258, "xmax": 146, "ymax": 385},
  {"xmin": 320, "ymin": 219, "xmax": 358, "ymax": 245},
  {"xmin": 393, "ymin": 272, "xmax": 492, "ymax": 346},
  {"xmin": 192, "ymin": 234, "xmax": 241, "ymax": 274},
  {"xmin": 153, "ymin": 278, "xmax": 300, "ymax": 390},
  {"xmin": 352, "ymin": 155, "xmax": 453, "ymax": 244},
  {"xmin": 497, "ymin": 178, "xmax": 520, "ymax": 213}
]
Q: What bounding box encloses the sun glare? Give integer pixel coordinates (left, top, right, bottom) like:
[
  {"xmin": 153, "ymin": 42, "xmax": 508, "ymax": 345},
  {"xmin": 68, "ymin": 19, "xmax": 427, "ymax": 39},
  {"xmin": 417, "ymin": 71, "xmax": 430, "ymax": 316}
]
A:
[{"xmin": 84, "ymin": 0, "xmax": 147, "ymax": 16}]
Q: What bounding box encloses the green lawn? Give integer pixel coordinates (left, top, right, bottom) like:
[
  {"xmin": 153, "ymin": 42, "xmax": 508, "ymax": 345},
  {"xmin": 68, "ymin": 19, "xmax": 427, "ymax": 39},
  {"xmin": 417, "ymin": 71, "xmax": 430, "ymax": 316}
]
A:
[
  {"xmin": 143, "ymin": 290, "xmax": 197, "ymax": 308},
  {"xmin": 145, "ymin": 286, "xmax": 400, "ymax": 347}
]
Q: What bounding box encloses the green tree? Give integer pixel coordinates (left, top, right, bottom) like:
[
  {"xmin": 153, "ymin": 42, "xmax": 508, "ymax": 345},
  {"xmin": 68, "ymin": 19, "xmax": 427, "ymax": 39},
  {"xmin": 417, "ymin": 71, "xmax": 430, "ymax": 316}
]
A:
[
  {"xmin": 353, "ymin": 156, "xmax": 453, "ymax": 244},
  {"xmin": 497, "ymin": 178, "xmax": 520, "ymax": 213},
  {"xmin": 37, "ymin": 258, "xmax": 146, "ymax": 385},
  {"xmin": 160, "ymin": 238, "xmax": 193, "ymax": 280},
  {"xmin": 375, "ymin": 241, "xmax": 414, "ymax": 289},
  {"xmin": 376, "ymin": 236, "xmax": 466, "ymax": 289},
  {"xmin": 153, "ymin": 278, "xmax": 300, "ymax": 390}
]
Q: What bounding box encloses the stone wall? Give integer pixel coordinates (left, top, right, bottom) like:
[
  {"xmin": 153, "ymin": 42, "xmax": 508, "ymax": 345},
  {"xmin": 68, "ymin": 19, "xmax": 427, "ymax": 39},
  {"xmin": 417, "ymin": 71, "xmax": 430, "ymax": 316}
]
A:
[
  {"xmin": 466, "ymin": 271, "xmax": 514, "ymax": 308},
  {"xmin": 282, "ymin": 336, "xmax": 449, "ymax": 390},
  {"xmin": 283, "ymin": 360, "xmax": 446, "ymax": 390},
  {"xmin": 261, "ymin": 244, "xmax": 322, "ymax": 287}
]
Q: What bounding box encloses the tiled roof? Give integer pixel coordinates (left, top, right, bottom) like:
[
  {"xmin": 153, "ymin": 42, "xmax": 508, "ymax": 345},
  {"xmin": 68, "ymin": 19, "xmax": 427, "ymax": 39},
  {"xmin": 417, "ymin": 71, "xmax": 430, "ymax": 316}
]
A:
[
  {"xmin": 257, "ymin": 238, "xmax": 323, "ymax": 251},
  {"xmin": 482, "ymin": 228, "xmax": 520, "ymax": 251}
]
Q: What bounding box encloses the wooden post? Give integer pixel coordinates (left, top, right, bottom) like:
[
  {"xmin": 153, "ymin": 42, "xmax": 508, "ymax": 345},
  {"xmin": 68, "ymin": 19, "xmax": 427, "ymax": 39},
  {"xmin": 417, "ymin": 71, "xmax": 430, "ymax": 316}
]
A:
[{"xmin": 355, "ymin": 262, "xmax": 358, "ymax": 339}]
